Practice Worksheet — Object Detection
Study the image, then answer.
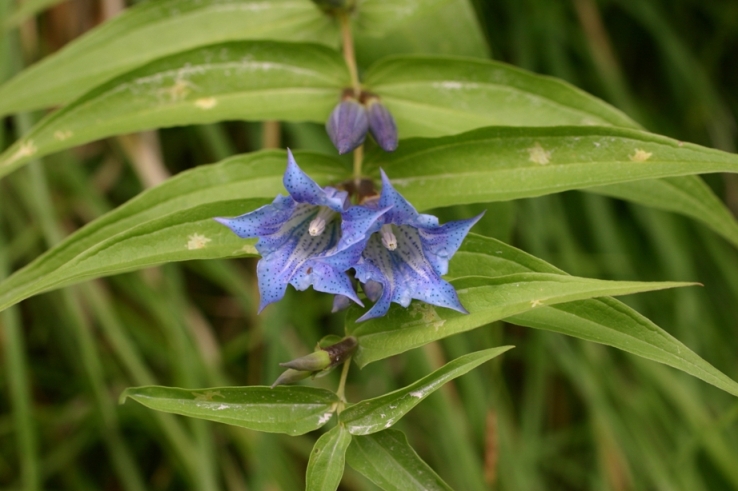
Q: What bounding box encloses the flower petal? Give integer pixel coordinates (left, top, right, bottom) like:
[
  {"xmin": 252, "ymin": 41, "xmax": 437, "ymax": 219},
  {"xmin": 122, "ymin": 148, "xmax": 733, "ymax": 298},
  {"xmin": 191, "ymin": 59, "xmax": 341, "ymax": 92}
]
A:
[
  {"xmin": 378, "ymin": 169, "xmax": 438, "ymax": 227},
  {"xmin": 213, "ymin": 195, "xmax": 294, "ymax": 240},
  {"xmin": 255, "ymin": 212, "xmax": 340, "ymax": 312},
  {"xmin": 284, "ymin": 149, "xmax": 347, "ymax": 211},
  {"xmin": 338, "ymin": 204, "xmax": 391, "ymax": 248},
  {"xmin": 419, "ymin": 212, "xmax": 485, "ymax": 275},
  {"xmin": 354, "ymin": 226, "xmax": 467, "ymax": 321}
]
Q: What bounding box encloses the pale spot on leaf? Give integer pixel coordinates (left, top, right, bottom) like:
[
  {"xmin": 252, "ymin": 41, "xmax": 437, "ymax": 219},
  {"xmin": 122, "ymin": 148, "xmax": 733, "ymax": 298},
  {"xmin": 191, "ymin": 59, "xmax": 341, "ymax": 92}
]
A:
[
  {"xmin": 406, "ymin": 302, "xmax": 445, "ymax": 330},
  {"xmin": 530, "ymin": 299, "xmax": 543, "ymax": 308},
  {"xmin": 191, "ymin": 390, "xmax": 224, "ymax": 401},
  {"xmin": 54, "ymin": 130, "xmax": 73, "ymax": 141},
  {"xmin": 187, "ymin": 233, "xmax": 211, "ymax": 250},
  {"xmin": 528, "ymin": 142, "xmax": 551, "ymax": 165},
  {"xmin": 629, "ymin": 149, "xmax": 652, "ymax": 162},
  {"xmin": 410, "ymin": 390, "xmax": 424, "ymax": 399},
  {"xmin": 158, "ymin": 78, "xmax": 198, "ymax": 102},
  {"xmin": 195, "ymin": 97, "xmax": 218, "ymax": 110},
  {"xmin": 318, "ymin": 412, "xmax": 333, "ymax": 425},
  {"xmin": 7, "ymin": 140, "xmax": 37, "ymax": 164}
]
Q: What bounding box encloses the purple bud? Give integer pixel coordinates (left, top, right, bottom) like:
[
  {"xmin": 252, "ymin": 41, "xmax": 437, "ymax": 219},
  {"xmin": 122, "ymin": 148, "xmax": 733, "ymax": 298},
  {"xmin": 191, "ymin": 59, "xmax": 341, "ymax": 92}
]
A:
[
  {"xmin": 326, "ymin": 100, "xmax": 368, "ymax": 154},
  {"xmin": 366, "ymin": 99, "xmax": 398, "ymax": 152},
  {"xmin": 332, "ymin": 294, "xmax": 353, "ymax": 312},
  {"xmin": 362, "ymin": 280, "xmax": 383, "ymax": 302}
]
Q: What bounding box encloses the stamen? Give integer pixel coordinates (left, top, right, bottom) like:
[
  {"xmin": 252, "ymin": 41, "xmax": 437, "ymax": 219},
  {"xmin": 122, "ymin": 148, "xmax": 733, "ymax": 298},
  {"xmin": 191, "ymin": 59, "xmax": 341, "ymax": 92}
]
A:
[
  {"xmin": 309, "ymin": 207, "xmax": 335, "ymax": 236},
  {"xmin": 380, "ymin": 224, "xmax": 397, "ymax": 250}
]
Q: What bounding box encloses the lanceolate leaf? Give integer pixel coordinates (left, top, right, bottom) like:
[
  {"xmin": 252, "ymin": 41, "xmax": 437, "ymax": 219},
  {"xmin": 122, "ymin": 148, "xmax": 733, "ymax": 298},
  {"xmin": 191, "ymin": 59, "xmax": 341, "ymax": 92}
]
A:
[
  {"xmin": 121, "ymin": 385, "xmax": 339, "ymax": 435},
  {"xmin": 0, "ymin": 151, "xmax": 350, "ymax": 312},
  {"xmin": 306, "ymin": 426, "xmax": 352, "ymax": 491},
  {"xmin": 363, "ymin": 55, "xmax": 639, "ymax": 138},
  {"xmin": 346, "ymin": 429, "xmax": 453, "ymax": 491},
  {"xmin": 354, "ymin": 0, "xmax": 488, "ymax": 66},
  {"xmin": 0, "ymin": 41, "xmax": 348, "ymax": 180},
  {"xmin": 0, "ymin": 0, "xmax": 339, "ymax": 115},
  {"xmin": 364, "ymin": 126, "xmax": 738, "ymax": 207},
  {"xmin": 346, "ymin": 274, "xmax": 692, "ymax": 367},
  {"xmin": 448, "ymin": 234, "xmax": 738, "ymax": 398},
  {"xmin": 588, "ymin": 177, "xmax": 738, "ymax": 246},
  {"xmin": 364, "ymin": 126, "xmax": 738, "ymax": 248},
  {"xmin": 340, "ymin": 347, "xmax": 512, "ymax": 435}
]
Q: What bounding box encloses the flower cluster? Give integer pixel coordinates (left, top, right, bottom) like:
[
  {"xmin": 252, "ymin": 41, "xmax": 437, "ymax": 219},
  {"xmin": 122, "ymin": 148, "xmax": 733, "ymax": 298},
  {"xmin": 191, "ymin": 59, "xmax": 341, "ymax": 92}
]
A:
[{"xmin": 215, "ymin": 151, "xmax": 481, "ymax": 321}]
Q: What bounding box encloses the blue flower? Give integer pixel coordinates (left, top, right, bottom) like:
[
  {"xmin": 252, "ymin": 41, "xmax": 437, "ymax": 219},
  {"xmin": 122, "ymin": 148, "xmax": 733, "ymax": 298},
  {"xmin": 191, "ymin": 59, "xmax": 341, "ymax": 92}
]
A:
[
  {"xmin": 349, "ymin": 171, "xmax": 483, "ymax": 322},
  {"xmin": 214, "ymin": 150, "xmax": 383, "ymax": 312}
]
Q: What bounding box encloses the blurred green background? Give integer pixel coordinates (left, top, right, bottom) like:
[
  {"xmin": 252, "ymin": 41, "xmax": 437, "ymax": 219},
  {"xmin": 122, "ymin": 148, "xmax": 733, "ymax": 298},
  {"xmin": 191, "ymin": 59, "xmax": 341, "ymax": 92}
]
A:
[{"xmin": 1, "ymin": 0, "xmax": 738, "ymax": 489}]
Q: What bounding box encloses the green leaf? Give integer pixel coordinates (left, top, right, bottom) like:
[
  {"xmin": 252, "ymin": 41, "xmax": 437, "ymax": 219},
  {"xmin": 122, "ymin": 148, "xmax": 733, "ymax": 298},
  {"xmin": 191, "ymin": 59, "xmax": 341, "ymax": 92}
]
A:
[
  {"xmin": 0, "ymin": 41, "xmax": 348, "ymax": 180},
  {"xmin": 120, "ymin": 385, "xmax": 339, "ymax": 435},
  {"xmin": 340, "ymin": 347, "xmax": 512, "ymax": 434},
  {"xmin": 0, "ymin": 150, "xmax": 349, "ymax": 312},
  {"xmin": 354, "ymin": 0, "xmax": 488, "ymax": 67},
  {"xmin": 306, "ymin": 425, "xmax": 352, "ymax": 491},
  {"xmin": 364, "ymin": 126, "xmax": 738, "ymax": 209},
  {"xmin": 449, "ymin": 234, "xmax": 738, "ymax": 398},
  {"xmin": 0, "ymin": 0, "xmax": 338, "ymax": 115},
  {"xmin": 347, "ymin": 274, "xmax": 692, "ymax": 367},
  {"xmin": 587, "ymin": 177, "xmax": 738, "ymax": 247},
  {"xmin": 362, "ymin": 57, "xmax": 738, "ymax": 249},
  {"xmin": 346, "ymin": 429, "xmax": 453, "ymax": 491},
  {"xmin": 363, "ymin": 55, "xmax": 639, "ymax": 139}
]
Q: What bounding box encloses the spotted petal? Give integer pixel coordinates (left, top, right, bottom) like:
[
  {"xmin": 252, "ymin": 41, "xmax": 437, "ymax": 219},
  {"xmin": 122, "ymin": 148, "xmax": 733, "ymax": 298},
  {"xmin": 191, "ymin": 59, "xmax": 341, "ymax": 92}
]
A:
[
  {"xmin": 353, "ymin": 226, "xmax": 467, "ymax": 322},
  {"xmin": 378, "ymin": 169, "xmax": 437, "ymax": 228},
  {"xmin": 284, "ymin": 149, "xmax": 347, "ymax": 211},
  {"xmin": 419, "ymin": 212, "xmax": 485, "ymax": 275}
]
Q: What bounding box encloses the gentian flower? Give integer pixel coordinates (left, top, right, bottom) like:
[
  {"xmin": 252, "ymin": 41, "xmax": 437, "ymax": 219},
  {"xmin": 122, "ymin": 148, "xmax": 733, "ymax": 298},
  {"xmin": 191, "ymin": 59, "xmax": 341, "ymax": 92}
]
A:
[
  {"xmin": 349, "ymin": 171, "xmax": 483, "ymax": 322},
  {"xmin": 214, "ymin": 150, "xmax": 383, "ymax": 312}
]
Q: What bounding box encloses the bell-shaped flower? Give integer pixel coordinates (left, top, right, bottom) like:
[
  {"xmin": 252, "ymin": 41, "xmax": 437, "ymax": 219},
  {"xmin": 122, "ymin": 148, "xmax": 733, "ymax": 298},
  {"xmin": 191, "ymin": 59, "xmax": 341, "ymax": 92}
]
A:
[
  {"xmin": 214, "ymin": 150, "xmax": 382, "ymax": 312},
  {"xmin": 349, "ymin": 171, "xmax": 483, "ymax": 322}
]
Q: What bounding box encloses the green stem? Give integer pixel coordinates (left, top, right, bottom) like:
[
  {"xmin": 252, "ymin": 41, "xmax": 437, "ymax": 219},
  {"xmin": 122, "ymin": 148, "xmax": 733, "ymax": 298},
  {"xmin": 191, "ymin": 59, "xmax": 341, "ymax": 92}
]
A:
[
  {"xmin": 338, "ymin": 11, "xmax": 360, "ymax": 97},
  {"xmin": 336, "ymin": 356, "xmax": 352, "ymax": 408},
  {"xmin": 338, "ymin": 11, "xmax": 365, "ymax": 182}
]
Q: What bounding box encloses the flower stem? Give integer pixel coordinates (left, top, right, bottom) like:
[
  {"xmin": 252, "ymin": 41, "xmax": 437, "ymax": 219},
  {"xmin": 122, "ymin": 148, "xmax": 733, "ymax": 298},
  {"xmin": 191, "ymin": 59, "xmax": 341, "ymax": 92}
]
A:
[
  {"xmin": 353, "ymin": 144, "xmax": 364, "ymax": 185},
  {"xmin": 336, "ymin": 356, "xmax": 352, "ymax": 409},
  {"xmin": 339, "ymin": 11, "xmax": 364, "ymax": 182},
  {"xmin": 339, "ymin": 12, "xmax": 360, "ymax": 97}
]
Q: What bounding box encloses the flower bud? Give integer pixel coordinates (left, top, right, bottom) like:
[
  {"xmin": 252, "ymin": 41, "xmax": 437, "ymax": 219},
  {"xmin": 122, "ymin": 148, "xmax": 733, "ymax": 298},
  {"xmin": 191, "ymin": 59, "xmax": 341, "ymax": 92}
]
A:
[
  {"xmin": 366, "ymin": 98, "xmax": 398, "ymax": 152},
  {"xmin": 332, "ymin": 294, "xmax": 353, "ymax": 312},
  {"xmin": 326, "ymin": 99, "xmax": 368, "ymax": 154},
  {"xmin": 362, "ymin": 280, "xmax": 383, "ymax": 302},
  {"xmin": 279, "ymin": 350, "xmax": 331, "ymax": 371},
  {"xmin": 271, "ymin": 368, "xmax": 312, "ymax": 388}
]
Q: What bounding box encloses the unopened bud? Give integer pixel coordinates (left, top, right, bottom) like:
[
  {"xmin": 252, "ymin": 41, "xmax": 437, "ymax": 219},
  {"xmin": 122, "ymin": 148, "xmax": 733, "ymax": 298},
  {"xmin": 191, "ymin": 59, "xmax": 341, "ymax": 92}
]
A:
[
  {"xmin": 366, "ymin": 99, "xmax": 398, "ymax": 152},
  {"xmin": 362, "ymin": 280, "xmax": 383, "ymax": 302},
  {"xmin": 332, "ymin": 294, "xmax": 353, "ymax": 312},
  {"xmin": 279, "ymin": 350, "xmax": 331, "ymax": 372},
  {"xmin": 326, "ymin": 99, "xmax": 368, "ymax": 154},
  {"xmin": 271, "ymin": 369, "xmax": 312, "ymax": 388}
]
